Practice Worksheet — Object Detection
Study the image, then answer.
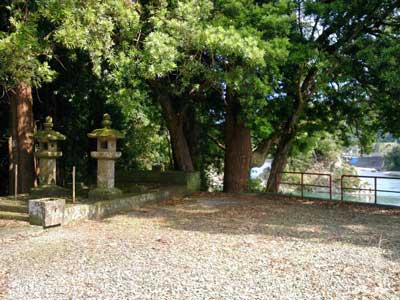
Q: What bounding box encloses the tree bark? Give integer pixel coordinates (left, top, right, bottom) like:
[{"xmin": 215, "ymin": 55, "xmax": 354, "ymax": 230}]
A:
[
  {"xmin": 266, "ymin": 64, "xmax": 318, "ymax": 193},
  {"xmin": 183, "ymin": 106, "xmax": 200, "ymax": 169},
  {"xmin": 223, "ymin": 101, "xmax": 252, "ymax": 193},
  {"xmin": 251, "ymin": 134, "xmax": 279, "ymax": 168},
  {"xmin": 9, "ymin": 83, "xmax": 35, "ymax": 194},
  {"xmin": 266, "ymin": 93, "xmax": 306, "ymax": 192},
  {"xmin": 159, "ymin": 94, "xmax": 194, "ymax": 171},
  {"xmin": 265, "ymin": 130, "xmax": 296, "ymax": 192}
]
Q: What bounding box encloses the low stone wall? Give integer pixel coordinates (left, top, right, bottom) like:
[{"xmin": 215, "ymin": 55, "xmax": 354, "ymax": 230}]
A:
[
  {"xmin": 28, "ymin": 171, "xmax": 201, "ymax": 226},
  {"xmin": 62, "ymin": 185, "xmax": 188, "ymax": 225},
  {"xmin": 116, "ymin": 170, "xmax": 201, "ymax": 192}
]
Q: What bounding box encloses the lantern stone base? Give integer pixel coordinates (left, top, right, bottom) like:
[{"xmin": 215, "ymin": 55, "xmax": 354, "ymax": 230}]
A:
[
  {"xmin": 28, "ymin": 198, "xmax": 65, "ymax": 228},
  {"xmin": 30, "ymin": 184, "xmax": 70, "ymax": 198},
  {"xmin": 88, "ymin": 187, "xmax": 123, "ymax": 201}
]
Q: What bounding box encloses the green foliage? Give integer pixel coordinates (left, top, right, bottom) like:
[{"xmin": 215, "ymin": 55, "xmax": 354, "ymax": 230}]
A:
[
  {"xmin": 384, "ymin": 147, "xmax": 400, "ymax": 171},
  {"xmin": 0, "ymin": 0, "xmax": 140, "ymax": 88},
  {"xmin": 373, "ymin": 143, "xmax": 398, "ymax": 155},
  {"xmin": 248, "ymin": 178, "xmax": 264, "ymax": 192},
  {"xmin": 0, "ymin": 1, "xmax": 55, "ymax": 88},
  {"xmin": 40, "ymin": 0, "xmax": 141, "ymax": 76},
  {"xmin": 117, "ymin": 107, "xmax": 171, "ymax": 171},
  {"xmin": 137, "ymin": 0, "xmax": 290, "ymax": 113},
  {"xmin": 1, "ymin": 0, "xmax": 399, "ymax": 194},
  {"xmin": 287, "ymin": 131, "xmax": 360, "ymax": 193}
]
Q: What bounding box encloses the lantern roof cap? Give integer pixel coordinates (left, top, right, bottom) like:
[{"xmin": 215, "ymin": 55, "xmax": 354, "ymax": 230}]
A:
[
  {"xmin": 33, "ymin": 116, "xmax": 66, "ymax": 142},
  {"xmin": 88, "ymin": 114, "xmax": 125, "ymax": 139}
]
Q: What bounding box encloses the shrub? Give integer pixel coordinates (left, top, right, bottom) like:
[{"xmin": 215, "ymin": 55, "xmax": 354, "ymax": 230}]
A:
[{"xmin": 384, "ymin": 146, "xmax": 400, "ymax": 171}]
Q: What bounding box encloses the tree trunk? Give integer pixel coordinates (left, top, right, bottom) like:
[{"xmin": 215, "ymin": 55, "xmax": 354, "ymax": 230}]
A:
[
  {"xmin": 9, "ymin": 83, "xmax": 35, "ymax": 194},
  {"xmin": 183, "ymin": 106, "xmax": 200, "ymax": 169},
  {"xmin": 223, "ymin": 102, "xmax": 252, "ymax": 193},
  {"xmin": 266, "ymin": 65, "xmax": 317, "ymax": 193},
  {"xmin": 159, "ymin": 95, "xmax": 194, "ymax": 171},
  {"xmin": 266, "ymin": 95, "xmax": 306, "ymax": 193},
  {"xmin": 265, "ymin": 131, "xmax": 296, "ymax": 192},
  {"xmin": 251, "ymin": 135, "xmax": 279, "ymax": 168}
]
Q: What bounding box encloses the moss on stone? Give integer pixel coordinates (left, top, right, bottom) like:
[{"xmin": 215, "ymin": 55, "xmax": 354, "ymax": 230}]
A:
[
  {"xmin": 88, "ymin": 114, "xmax": 125, "ymax": 139},
  {"xmin": 33, "ymin": 116, "xmax": 66, "ymax": 142},
  {"xmin": 33, "ymin": 130, "xmax": 66, "ymax": 142},
  {"xmin": 30, "ymin": 185, "xmax": 70, "ymax": 198},
  {"xmin": 88, "ymin": 128, "xmax": 125, "ymax": 139},
  {"xmin": 116, "ymin": 170, "xmax": 201, "ymax": 192},
  {"xmin": 29, "ymin": 214, "xmax": 43, "ymax": 226},
  {"xmin": 88, "ymin": 187, "xmax": 123, "ymax": 201}
]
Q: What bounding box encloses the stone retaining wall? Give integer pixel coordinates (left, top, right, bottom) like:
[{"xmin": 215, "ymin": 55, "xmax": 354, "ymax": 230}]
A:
[
  {"xmin": 116, "ymin": 170, "xmax": 201, "ymax": 192},
  {"xmin": 62, "ymin": 185, "xmax": 189, "ymax": 225},
  {"xmin": 28, "ymin": 171, "xmax": 201, "ymax": 226}
]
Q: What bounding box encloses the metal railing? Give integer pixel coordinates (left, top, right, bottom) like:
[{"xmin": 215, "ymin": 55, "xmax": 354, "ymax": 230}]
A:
[
  {"xmin": 276, "ymin": 172, "xmax": 400, "ymax": 206},
  {"xmin": 276, "ymin": 172, "xmax": 332, "ymax": 201},
  {"xmin": 341, "ymin": 175, "xmax": 400, "ymax": 204}
]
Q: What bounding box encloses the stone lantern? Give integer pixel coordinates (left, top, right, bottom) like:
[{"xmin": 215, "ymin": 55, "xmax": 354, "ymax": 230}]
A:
[
  {"xmin": 31, "ymin": 116, "xmax": 67, "ymax": 197},
  {"xmin": 88, "ymin": 113, "xmax": 125, "ymax": 200}
]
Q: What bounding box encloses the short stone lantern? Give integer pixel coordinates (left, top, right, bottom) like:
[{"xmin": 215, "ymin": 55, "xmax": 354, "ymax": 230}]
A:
[
  {"xmin": 88, "ymin": 113, "xmax": 125, "ymax": 200},
  {"xmin": 31, "ymin": 116, "xmax": 67, "ymax": 197}
]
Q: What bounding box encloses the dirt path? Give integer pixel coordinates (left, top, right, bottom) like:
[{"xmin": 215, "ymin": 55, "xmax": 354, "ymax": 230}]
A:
[{"xmin": 0, "ymin": 194, "xmax": 399, "ymax": 300}]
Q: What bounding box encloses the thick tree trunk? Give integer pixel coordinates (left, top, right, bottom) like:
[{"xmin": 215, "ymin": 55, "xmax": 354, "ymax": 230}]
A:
[
  {"xmin": 183, "ymin": 106, "xmax": 200, "ymax": 169},
  {"xmin": 9, "ymin": 83, "xmax": 35, "ymax": 194},
  {"xmin": 159, "ymin": 95, "xmax": 194, "ymax": 171},
  {"xmin": 223, "ymin": 103, "xmax": 252, "ymax": 193}
]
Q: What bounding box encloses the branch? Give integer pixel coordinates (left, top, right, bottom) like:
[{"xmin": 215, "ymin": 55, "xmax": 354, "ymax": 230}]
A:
[
  {"xmin": 54, "ymin": 55, "xmax": 67, "ymax": 71},
  {"xmin": 316, "ymin": 1, "xmax": 398, "ymax": 53},
  {"xmin": 310, "ymin": 16, "xmax": 320, "ymax": 41},
  {"xmin": 301, "ymin": 66, "xmax": 318, "ymax": 96},
  {"xmin": 251, "ymin": 134, "xmax": 280, "ymax": 167},
  {"xmin": 189, "ymin": 81, "xmax": 209, "ymax": 95},
  {"xmin": 207, "ymin": 133, "xmax": 225, "ymax": 151},
  {"xmin": 297, "ymin": 0, "xmax": 303, "ymax": 37}
]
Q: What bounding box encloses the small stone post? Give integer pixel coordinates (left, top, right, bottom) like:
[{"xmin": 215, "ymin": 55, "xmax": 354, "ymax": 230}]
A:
[
  {"xmin": 88, "ymin": 114, "xmax": 125, "ymax": 200},
  {"xmin": 31, "ymin": 116, "xmax": 67, "ymax": 197}
]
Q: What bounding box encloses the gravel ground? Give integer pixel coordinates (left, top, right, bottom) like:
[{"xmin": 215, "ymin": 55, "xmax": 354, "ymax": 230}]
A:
[{"xmin": 0, "ymin": 194, "xmax": 399, "ymax": 300}]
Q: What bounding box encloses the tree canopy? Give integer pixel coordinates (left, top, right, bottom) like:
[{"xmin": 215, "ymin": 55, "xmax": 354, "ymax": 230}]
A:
[{"xmin": 0, "ymin": 0, "xmax": 399, "ymax": 194}]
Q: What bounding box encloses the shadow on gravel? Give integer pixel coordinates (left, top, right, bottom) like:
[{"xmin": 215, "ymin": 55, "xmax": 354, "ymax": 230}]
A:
[{"xmin": 110, "ymin": 194, "xmax": 400, "ymax": 262}]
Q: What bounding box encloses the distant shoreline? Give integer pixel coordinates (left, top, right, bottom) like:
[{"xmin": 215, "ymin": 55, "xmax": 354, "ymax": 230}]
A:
[{"xmin": 355, "ymin": 167, "xmax": 400, "ymax": 177}]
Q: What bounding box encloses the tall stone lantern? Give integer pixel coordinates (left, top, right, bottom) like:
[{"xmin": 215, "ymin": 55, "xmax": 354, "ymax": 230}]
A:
[
  {"xmin": 88, "ymin": 113, "xmax": 125, "ymax": 200},
  {"xmin": 31, "ymin": 116, "xmax": 67, "ymax": 197}
]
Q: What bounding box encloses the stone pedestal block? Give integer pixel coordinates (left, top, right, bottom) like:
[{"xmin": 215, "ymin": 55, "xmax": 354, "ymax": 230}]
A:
[
  {"xmin": 97, "ymin": 159, "xmax": 115, "ymax": 189},
  {"xmin": 29, "ymin": 198, "xmax": 65, "ymax": 228},
  {"xmin": 39, "ymin": 157, "xmax": 57, "ymax": 185}
]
